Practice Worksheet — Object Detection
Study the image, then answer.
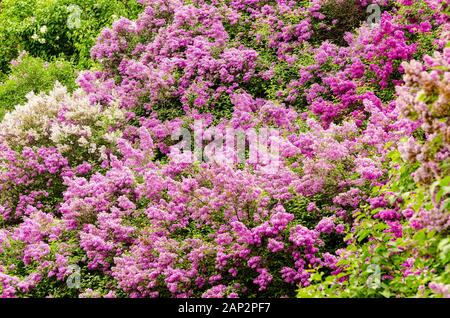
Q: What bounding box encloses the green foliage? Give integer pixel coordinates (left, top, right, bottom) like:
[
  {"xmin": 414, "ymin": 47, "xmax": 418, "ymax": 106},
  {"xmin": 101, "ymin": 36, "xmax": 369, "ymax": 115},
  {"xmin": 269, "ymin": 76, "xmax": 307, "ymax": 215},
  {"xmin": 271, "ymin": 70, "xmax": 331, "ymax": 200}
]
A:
[
  {"xmin": 299, "ymin": 215, "xmax": 449, "ymax": 298},
  {"xmin": 284, "ymin": 197, "xmax": 321, "ymax": 228},
  {"xmin": 152, "ymin": 97, "xmax": 185, "ymax": 122},
  {"xmin": 298, "ymin": 150, "xmax": 450, "ymax": 298},
  {"xmin": 207, "ymin": 93, "xmax": 234, "ymax": 125},
  {"xmin": 0, "ymin": 54, "xmax": 77, "ymax": 119},
  {"xmin": 311, "ymin": 0, "xmax": 366, "ymax": 46},
  {"xmin": 0, "ymin": 0, "xmax": 142, "ymax": 74}
]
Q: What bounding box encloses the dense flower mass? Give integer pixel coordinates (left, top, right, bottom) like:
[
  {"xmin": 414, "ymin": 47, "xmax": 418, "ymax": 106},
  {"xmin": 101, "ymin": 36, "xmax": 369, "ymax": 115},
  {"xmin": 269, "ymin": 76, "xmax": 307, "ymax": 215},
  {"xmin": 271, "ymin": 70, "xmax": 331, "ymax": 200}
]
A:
[{"xmin": 0, "ymin": 0, "xmax": 449, "ymax": 298}]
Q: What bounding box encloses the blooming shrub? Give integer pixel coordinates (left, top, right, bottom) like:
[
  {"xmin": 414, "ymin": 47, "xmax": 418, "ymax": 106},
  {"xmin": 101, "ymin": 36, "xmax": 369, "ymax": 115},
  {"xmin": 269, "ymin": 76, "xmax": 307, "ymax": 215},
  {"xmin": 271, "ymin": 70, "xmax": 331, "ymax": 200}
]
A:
[
  {"xmin": 0, "ymin": 84, "xmax": 126, "ymax": 165},
  {"xmin": 298, "ymin": 46, "xmax": 450, "ymax": 298},
  {"xmin": 0, "ymin": 0, "xmax": 449, "ymax": 298}
]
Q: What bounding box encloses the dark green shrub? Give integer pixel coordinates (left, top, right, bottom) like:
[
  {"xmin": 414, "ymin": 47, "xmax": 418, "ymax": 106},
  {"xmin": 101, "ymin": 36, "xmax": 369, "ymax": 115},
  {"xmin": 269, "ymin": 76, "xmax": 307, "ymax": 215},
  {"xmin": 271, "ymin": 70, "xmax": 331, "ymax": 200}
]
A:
[{"xmin": 312, "ymin": 0, "xmax": 366, "ymax": 46}]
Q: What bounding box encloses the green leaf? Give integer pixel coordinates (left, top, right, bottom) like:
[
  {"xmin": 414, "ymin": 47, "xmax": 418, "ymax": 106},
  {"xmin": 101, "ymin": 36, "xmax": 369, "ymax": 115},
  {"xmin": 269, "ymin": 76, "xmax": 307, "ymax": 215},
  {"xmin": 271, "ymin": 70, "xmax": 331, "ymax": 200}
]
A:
[
  {"xmin": 357, "ymin": 230, "xmax": 371, "ymax": 242},
  {"xmin": 413, "ymin": 230, "xmax": 427, "ymax": 242},
  {"xmin": 439, "ymin": 176, "xmax": 450, "ymax": 187},
  {"xmin": 380, "ymin": 289, "xmax": 391, "ymax": 298}
]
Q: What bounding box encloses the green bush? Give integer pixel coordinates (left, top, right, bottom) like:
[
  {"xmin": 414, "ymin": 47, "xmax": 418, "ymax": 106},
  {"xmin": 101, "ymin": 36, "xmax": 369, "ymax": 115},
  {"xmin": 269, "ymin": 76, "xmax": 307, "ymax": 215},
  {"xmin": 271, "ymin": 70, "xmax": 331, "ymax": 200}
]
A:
[
  {"xmin": 0, "ymin": 0, "xmax": 142, "ymax": 74},
  {"xmin": 0, "ymin": 54, "xmax": 77, "ymax": 119}
]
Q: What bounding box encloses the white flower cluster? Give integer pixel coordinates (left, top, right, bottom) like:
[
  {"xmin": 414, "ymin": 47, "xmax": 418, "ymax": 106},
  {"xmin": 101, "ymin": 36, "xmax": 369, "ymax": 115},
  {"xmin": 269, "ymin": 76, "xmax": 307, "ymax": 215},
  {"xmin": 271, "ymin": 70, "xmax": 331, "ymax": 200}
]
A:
[{"xmin": 0, "ymin": 83, "xmax": 126, "ymax": 161}]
